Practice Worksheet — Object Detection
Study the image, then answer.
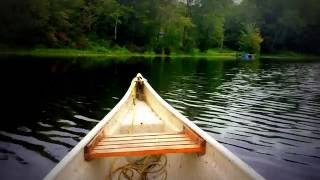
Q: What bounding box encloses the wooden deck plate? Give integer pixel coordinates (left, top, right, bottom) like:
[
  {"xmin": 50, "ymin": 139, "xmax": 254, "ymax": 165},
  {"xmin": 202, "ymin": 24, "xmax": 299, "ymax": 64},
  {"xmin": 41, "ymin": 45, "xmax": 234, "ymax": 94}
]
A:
[{"xmin": 85, "ymin": 130, "xmax": 205, "ymax": 161}]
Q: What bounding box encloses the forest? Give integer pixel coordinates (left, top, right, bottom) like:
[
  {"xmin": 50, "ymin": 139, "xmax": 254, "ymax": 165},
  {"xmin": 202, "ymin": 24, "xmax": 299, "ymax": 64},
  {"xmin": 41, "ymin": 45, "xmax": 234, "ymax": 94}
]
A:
[{"xmin": 0, "ymin": 0, "xmax": 319, "ymax": 55}]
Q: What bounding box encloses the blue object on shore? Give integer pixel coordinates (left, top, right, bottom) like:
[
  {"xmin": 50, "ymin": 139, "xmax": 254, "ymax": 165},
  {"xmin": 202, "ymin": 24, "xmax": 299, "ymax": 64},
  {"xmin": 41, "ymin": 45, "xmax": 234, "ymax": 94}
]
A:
[{"xmin": 237, "ymin": 53, "xmax": 254, "ymax": 60}]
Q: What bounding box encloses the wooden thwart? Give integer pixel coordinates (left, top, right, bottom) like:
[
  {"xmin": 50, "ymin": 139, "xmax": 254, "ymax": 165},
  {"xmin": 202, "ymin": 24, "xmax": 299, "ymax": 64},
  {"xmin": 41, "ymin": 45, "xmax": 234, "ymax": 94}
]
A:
[{"xmin": 84, "ymin": 128, "xmax": 206, "ymax": 161}]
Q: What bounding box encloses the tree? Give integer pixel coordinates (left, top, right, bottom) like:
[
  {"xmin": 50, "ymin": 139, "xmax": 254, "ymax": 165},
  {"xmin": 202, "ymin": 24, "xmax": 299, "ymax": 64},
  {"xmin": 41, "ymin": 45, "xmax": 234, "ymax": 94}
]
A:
[
  {"xmin": 238, "ymin": 24, "xmax": 263, "ymax": 54},
  {"xmin": 1, "ymin": 0, "xmax": 319, "ymax": 54},
  {"xmin": 0, "ymin": 0, "xmax": 50, "ymax": 45},
  {"xmin": 193, "ymin": 0, "xmax": 232, "ymax": 51},
  {"xmin": 155, "ymin": 1, "xmax": 195, "ymax": 54},
  {"xmin": 96, "ymin": 0, "xmax": 131, "ymax": 43},
  {"xmin": 224, "ymin": 0, "xmax": 262, "ymax": 50},
  {"xmin": 211, "ymin": 16, "xmax": 225, "ymax": 49},
  {"xmin": 254, "ymin": 0, "xmax": 320, "ymax": 53}
]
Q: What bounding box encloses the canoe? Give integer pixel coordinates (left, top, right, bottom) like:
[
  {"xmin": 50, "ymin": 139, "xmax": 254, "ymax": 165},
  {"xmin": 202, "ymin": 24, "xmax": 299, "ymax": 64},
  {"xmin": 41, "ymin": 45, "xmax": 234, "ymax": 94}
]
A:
[{"xmin": 45, "ymin": 73, "xmax": 264, "ymax": 180}]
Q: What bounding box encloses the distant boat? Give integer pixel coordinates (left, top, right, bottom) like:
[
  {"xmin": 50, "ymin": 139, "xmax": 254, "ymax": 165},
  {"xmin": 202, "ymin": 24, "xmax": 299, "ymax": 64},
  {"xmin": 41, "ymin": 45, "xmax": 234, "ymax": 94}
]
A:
[
  {"xmin": 237, "ymin": 53, "xmax": 255, "ymax": 61},
  {"xmin": 45, "ymin": 73, "xmax": 264, "ymax": 180}
]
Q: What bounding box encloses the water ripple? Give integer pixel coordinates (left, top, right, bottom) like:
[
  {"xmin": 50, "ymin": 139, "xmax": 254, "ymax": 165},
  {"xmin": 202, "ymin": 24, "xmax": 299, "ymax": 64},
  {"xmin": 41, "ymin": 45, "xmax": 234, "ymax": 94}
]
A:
[
  {"xmin": 161, "ymin": 61, "xmax": 320, "ymax": 180},
  {"xmin": 1, "ymin": 57, "xmax": 320, "ymax": 180}
]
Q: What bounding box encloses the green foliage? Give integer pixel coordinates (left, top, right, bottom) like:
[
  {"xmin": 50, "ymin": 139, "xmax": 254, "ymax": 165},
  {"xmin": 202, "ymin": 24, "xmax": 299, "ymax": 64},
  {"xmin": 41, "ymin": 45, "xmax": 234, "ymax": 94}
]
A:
[
  {"xmin": 192, "ymin": 0, "xmax": 231, "ymax": 51},
  {"xmin": 154, "ymin": 2, "xmax": 196, "ymax": 54},
  {"xmin": 253, "ymin": 0, "xmax": 320, "ymax": 53},
  {"xmin": 238, "ymin": 24, "xmax": 263, "ymax": 54},
  {"xmin": 211, "ymin": 16, "xmax": 225, "ymax": 49},
  {"xmin": 0, "ymin": 0, "xmax": 319, "ymax": 54}
]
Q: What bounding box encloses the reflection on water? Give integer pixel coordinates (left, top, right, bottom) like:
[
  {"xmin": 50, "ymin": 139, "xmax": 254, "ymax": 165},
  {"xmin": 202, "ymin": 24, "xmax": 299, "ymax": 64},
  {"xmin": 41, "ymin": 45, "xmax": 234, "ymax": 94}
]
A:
[{"xmin": 0, "ymin": 56, "xmax": 319, "ymax": 180}]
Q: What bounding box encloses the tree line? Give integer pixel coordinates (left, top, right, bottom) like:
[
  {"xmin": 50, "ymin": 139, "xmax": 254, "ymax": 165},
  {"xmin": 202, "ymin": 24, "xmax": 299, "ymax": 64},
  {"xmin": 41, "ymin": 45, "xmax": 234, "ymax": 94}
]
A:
[{"xmin": 0, "ymin": 0, "xmax": 319, "ymax": 54}]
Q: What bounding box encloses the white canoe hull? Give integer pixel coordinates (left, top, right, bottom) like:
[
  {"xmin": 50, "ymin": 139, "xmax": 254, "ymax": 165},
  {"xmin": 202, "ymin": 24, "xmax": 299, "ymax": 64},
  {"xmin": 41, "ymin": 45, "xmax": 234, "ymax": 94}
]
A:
[{"xmin": 45, "ymin": 74, "xmax": 264, "ymax": 180}]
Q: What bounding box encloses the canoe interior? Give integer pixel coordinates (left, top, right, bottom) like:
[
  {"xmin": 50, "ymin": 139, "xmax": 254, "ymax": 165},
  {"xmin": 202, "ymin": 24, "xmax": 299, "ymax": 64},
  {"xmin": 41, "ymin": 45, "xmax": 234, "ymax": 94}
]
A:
[{"xmin": 45, "ymin": 74, "xmax": 263, "ymax": 180}]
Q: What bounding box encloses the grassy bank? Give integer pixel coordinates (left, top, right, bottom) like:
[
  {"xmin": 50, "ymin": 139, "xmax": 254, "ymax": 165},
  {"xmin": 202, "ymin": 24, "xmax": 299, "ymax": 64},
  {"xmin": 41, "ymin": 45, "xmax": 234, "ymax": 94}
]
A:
[
  {"xmin": 0, "ymin": 48, "xmax": 318, "ymax": 59},
  {"xmin": 0, "ymin": 48, "xmax": 237, "ymax": 59},
  {"xmin": 0, "ymin": 48, "xmax": 145, "ymax": 58}
]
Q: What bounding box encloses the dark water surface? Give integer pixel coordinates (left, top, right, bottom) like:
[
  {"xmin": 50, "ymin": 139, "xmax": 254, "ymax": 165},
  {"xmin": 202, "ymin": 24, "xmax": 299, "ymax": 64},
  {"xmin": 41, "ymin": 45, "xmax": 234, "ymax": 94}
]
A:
[{"xmin": 0, "ymin": 56, "xmax": 319, "ymax": 180}]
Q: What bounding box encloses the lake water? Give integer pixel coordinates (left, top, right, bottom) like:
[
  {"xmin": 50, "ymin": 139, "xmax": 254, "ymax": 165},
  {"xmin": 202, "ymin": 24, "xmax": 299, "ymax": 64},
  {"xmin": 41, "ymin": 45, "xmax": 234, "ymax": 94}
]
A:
[{"xmin": 0, "ymin": 56, "xmax": 319, "ymax": 180}]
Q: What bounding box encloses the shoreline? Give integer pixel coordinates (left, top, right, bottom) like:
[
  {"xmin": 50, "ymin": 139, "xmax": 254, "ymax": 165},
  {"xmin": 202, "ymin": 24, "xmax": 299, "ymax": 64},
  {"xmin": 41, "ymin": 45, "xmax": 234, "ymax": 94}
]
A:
[{"xmin": 0, "ymin": 48, "xmax": 319, "ymax": 59}]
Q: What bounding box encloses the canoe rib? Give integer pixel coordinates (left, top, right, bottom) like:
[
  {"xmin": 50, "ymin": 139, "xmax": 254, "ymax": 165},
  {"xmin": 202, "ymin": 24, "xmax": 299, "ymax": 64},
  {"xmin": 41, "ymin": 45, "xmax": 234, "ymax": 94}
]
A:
[{"xmin": 84, "ymin": 128, "xmax": 205, "ymax": 161}]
